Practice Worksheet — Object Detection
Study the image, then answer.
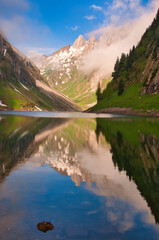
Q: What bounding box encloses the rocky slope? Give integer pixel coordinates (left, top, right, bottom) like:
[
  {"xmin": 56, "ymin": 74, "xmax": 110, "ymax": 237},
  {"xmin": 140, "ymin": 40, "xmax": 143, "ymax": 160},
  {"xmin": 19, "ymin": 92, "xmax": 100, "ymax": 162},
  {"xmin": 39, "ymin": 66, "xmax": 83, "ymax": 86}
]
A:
[
  {"xmin": 0, "ymin": 32, "xmax": 79, "ymax": 111},
  {"xmin": 90, "ymin": 9, "xmax": 159, "ymax": 114},
  {"xmin": 36, "ymin": 35, "xmax": 98, "ymax": 84},
  {"xmin": 33, "ymin": 35, "xmax": 110, "ymax": 109}
]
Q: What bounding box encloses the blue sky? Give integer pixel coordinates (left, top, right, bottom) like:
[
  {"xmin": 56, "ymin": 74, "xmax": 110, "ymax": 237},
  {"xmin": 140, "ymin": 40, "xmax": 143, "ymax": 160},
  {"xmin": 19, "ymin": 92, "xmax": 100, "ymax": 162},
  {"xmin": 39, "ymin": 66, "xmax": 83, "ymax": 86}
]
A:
[{"xmin": 0, "ymin": 0, "xmax": 157, "ymax": 56}]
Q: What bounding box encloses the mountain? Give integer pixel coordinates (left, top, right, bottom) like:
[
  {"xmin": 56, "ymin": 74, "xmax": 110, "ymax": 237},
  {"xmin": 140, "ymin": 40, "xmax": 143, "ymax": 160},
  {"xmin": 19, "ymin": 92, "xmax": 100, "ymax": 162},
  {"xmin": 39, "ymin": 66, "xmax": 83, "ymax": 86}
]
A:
[
  {"xmin": 0, "ymin": 33, "xmax": 79, "ymax": 111},
  {"xmin": 33, "ymin": 35, "xmax": 110, "ymax": 109},
  {"xmin": 90, "ymin": 9, "xmax": 159, "ymax": 115}
]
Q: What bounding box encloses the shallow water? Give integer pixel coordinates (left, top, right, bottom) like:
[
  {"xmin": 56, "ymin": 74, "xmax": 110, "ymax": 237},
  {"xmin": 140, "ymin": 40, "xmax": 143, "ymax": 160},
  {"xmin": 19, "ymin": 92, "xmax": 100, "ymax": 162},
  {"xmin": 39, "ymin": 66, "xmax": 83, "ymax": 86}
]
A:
[{"xmin": 0, "ymin": 112, "xmax": 159, "ymax": 240}]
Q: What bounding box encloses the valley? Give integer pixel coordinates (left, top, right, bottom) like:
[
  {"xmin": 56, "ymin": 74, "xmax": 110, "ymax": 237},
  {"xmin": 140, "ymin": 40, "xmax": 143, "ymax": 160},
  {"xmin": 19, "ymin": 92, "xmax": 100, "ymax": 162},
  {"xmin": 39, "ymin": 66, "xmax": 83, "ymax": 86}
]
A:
[
  {"xmin": 0, "ymin": 33, "xmax": 79, "ymax": 112},
  {"xmin": 33, "ymin": 35, "xmax": 110, "ymax": 110}
]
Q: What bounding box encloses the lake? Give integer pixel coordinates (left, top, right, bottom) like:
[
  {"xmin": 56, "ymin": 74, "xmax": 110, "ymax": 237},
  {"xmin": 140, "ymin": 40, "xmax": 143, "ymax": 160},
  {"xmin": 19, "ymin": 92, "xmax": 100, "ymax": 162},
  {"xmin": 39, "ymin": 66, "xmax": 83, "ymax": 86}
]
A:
[{"xmin": 0, "ymin": 112, "xmax": 159, "ymax": 240}]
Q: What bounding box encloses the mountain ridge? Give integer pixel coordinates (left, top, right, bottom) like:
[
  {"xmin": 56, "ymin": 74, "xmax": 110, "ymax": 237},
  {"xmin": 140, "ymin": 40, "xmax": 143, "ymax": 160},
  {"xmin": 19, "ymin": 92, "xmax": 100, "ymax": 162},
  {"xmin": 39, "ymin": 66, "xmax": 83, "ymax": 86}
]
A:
[
  {"xmin": 0, "ymin": 32, "xmax": 79, "ymax": 111},
  {"xmin": 32, "ymin": 34, "xmax": 110, "ymax": 109}
]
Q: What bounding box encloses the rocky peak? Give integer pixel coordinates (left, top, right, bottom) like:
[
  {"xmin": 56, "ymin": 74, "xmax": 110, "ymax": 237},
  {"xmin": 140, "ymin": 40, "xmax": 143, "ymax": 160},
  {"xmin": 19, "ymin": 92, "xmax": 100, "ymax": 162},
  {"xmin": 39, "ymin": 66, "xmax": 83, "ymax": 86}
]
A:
[
  {"xmin": 72, "ymin": 35, "xmax": 87, "ymax": 49},
  {"xmin": 98, "ymin": 36, "xmax": 103, "ymax": 43},
  {"xmin": 88, "ymin": 36, "xmax": 97, "ymax": 44},
  {"xmin": 51, "ymin": 45, "xmax": 71, "ymax": 56},
  {"xmin": 82, "ymin": 36, "xmax": 97, "ymax": 54}
]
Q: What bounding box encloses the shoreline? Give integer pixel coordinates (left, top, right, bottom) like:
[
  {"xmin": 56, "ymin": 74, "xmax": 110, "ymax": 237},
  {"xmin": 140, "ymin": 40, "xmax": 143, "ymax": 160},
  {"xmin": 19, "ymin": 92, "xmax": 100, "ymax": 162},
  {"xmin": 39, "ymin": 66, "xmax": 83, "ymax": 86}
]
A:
[{"xmin": 88, "ymin": 107, "xmax": 159, "ymax": 117}]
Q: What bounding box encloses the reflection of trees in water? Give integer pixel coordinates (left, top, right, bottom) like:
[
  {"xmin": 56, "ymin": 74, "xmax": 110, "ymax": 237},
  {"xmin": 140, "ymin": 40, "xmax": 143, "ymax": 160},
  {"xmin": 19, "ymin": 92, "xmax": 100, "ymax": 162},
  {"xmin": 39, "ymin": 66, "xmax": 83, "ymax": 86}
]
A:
[
  {"xmin": 0, "ymin": 116, "xmax": 67, "ymax": 179},
  {"xmin": 96, "ymin": 118, "xmax": 159, "ymax": 223}
]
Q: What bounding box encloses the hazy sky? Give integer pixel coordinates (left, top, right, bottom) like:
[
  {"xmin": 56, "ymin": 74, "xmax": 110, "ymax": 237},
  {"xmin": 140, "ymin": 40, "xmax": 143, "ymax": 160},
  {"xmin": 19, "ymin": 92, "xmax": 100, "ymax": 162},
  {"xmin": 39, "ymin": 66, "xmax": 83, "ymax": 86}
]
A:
[{"xmin": 0, "ymin": 0, "xmax": 156, "ymax": 56}]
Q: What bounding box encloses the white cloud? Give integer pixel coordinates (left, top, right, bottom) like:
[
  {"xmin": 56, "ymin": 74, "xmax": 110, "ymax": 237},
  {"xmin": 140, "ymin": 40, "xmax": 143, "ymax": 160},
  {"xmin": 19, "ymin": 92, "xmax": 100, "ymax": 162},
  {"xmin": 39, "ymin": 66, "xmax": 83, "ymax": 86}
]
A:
[
  {"xmin": 0, "ymin": 0, "xmax": 29, "ymax": 10},
  {"xmin": 0, "ymin": 15, "xmax": 51, "ymax": 42},
  {"xmin": 84, "ymin": 15, "xmax": 96, "ymax": 20},
  {"xmin": 104, "ymin": 0, "xmax": 147, "ymax": 25},
  {"xmin": 112, "ymin": 0, "xmax": 127, "ymax": 10},
  {"xmin": 80, "ymin": 0, "xmax": 159, "ymax": 82},
  {"xmin": 71, "ymin": 26, "xmax": 79, "ymax": 31},
  {"xmin": 90, "ymin": 4, "xmax": 102, "ymax": 11},
  {"xmin": 22, "ymin": 47, "xmax": 57, "ymax": 57},
  {"xmin": 0, "ymin": 0, "xmax": 59, "ymax": 57},
  {"xmin": 0, "ymin": 15, "xmax": 56, "ymax": 57}
]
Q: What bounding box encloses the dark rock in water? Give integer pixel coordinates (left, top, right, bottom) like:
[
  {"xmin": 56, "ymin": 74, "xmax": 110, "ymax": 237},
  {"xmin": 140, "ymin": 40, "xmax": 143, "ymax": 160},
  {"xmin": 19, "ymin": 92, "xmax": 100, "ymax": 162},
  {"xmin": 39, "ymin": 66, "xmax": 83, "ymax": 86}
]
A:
[{"xmin": 37, "ymin": 221, "xmax": 54, "ymax": 233}]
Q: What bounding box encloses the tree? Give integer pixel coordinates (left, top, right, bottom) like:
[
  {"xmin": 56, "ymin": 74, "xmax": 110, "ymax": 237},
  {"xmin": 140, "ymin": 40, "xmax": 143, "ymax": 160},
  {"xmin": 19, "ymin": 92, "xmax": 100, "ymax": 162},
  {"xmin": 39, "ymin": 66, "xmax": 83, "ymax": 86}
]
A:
[
  {"xmin": 112, "ymin": 57, "xmax": 120, "ymax": 80},
  {"xmin": 118, "ymin": 80, "xmax": 124, "ymax": 96},
  {"xmin": 96, "ymin": 82, "xmax": 102, "ymax": 102}
]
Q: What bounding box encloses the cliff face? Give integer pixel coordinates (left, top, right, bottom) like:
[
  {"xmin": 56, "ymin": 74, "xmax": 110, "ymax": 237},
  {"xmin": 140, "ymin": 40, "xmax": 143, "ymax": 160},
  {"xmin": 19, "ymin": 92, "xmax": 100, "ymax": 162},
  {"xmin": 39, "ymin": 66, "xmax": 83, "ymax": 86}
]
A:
[
  {"xmin": 0, "ymin": 34, "xmax": 38, "ymax": 86},
  {"xmin": 0, "ymin": 33, "xmax": 79, "ymax": 111},
  {"xmin": 140, "ymin": 12, "xmax": 159, "ymax": 95}
]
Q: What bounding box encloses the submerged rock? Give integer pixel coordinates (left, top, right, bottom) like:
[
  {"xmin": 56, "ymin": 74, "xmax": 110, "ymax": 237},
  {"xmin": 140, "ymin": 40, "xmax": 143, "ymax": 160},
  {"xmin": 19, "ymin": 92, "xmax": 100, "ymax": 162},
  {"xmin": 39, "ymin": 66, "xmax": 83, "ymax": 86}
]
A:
[{"xmin": 37, "ymin": 221, "xmax": 54, "ymax": 233}]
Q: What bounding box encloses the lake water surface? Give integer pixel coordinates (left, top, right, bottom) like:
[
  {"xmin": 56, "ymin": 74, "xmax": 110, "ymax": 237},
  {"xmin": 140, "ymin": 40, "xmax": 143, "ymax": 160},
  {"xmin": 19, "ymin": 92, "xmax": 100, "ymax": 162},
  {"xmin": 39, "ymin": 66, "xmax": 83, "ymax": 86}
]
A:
[{"xmin": 0, "ymin": 112, "xmax": 159, "ymax": 240}]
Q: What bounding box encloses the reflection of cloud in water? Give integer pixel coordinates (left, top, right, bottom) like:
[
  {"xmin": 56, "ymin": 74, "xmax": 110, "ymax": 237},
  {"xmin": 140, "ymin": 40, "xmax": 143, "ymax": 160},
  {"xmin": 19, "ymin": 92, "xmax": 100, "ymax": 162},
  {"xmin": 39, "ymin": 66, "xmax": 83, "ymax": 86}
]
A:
[
  {"xmin": 79, "ymin": 145, "xmax": 155, "ymax": 231},
  {"xmin": 32, "ymin": 119, "xmax": 156, "ymax": 233}
]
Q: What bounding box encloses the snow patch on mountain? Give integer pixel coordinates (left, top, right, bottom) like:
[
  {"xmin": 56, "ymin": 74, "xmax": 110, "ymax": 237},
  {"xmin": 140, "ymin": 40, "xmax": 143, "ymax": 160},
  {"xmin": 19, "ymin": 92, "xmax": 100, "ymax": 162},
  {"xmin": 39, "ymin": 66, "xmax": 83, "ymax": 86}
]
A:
[
  {"xmin": 33, "ymin": 35, "xmax": 99, "ymax": 89},
  {"xmin": 35, "ymin": 106, "xmax": 42, "ymax": 111},
  {"xmin": 0, "ymin": 100, "xmax": 7, "ymax": 107},
  {"xmin": 9, "ymin": 82, "xmax": 22, "ymax": 95},
  {"xmin": 18, "ymin": 81, "xmax": 29, "ymax": 91}
]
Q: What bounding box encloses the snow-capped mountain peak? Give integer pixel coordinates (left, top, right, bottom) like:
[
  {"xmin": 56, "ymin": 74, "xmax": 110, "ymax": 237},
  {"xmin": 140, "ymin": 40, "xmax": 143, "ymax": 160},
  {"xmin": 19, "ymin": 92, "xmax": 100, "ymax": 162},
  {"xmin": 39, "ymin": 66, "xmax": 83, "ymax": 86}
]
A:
[{"xmin": 72, "ymin": 35, "xmax": 87, "ymax": 49}]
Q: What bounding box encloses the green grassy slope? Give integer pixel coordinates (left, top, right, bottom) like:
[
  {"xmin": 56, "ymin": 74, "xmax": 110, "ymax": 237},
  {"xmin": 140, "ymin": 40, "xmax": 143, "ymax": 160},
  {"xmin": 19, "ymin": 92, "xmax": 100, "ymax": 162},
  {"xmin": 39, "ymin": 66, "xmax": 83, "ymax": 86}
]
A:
[
  {"xmin": 91, "ymin": 83, "xmax": 159, "ymax": 112},
  {"xmin": 45, "ymin": 69, "xmax": 96, "ymax": 109},
  {"xmin": 44, "ymin": 66, "xmax": 110, "ymax": 110}
]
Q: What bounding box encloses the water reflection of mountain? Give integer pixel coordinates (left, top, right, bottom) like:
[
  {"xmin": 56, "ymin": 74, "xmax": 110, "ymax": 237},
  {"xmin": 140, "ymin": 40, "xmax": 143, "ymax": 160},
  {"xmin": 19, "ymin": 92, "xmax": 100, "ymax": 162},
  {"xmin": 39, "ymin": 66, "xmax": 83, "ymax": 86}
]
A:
[
  {"xmin": 35, "ymin": 118, "xmax": 98, "ymax": 186},
  {"xmin": 1, "ymin": 115, "xmax": 159, "ymax": 230},
  {"xmin": 96, "ymin": 118, "xmax": 159, "ymax": 223},
  {"xmin": 0, "ymin": 116, "xmax": 68, "ymax": 179},
  {"xmin": 35, "ymin": 117, "xmax": 159, "ymax": 230}
]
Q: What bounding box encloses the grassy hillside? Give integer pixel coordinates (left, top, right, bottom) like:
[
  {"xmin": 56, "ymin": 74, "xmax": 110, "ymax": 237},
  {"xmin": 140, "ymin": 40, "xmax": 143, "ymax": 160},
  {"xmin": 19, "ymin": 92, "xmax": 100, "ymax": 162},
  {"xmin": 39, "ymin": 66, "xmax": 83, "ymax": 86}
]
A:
[
  {"xmin": 56, "ymin": 70, "xmax": 96, "ymax": 109},
  {"xmin": 91, "ymin": 82, "xmax": 159, "ymax": 112},
  {"xmin": 90, "ymin": 9, "xmax": 159, "ymax": 113},
  {"xmin": 57, "ymin": 72, "xmax": 111, "ymax": 109},
  {"xmin": 0, "ymin": 76, "xmax": 66, "ymax": 111},
  {"xmin": 44, "ymin": 67, "xmax": 110, "ymax": 110}
]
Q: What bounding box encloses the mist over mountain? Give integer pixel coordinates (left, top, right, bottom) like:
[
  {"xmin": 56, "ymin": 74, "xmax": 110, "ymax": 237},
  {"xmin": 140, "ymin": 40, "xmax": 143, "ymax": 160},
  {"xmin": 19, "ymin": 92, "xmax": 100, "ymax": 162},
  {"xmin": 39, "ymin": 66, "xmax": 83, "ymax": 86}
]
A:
[
  {"xmin": 90, "ymin": 8, "xmax": 159, "ymax": 115},
  {"xmin": 31, "ymin": 34, "xmax": 103, "ymax": 109}
]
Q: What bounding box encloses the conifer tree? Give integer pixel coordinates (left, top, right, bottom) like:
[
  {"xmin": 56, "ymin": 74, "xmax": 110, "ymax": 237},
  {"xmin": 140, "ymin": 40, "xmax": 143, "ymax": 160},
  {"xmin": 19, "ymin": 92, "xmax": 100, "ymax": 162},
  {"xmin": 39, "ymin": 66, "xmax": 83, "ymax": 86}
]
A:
[
  {"xmin": 118, "ymin": 80, "xmax": 124, "ymax": 96},
  {"xmin": 96, "ymin": 82, "xmax": 102, "ymax": 102}
]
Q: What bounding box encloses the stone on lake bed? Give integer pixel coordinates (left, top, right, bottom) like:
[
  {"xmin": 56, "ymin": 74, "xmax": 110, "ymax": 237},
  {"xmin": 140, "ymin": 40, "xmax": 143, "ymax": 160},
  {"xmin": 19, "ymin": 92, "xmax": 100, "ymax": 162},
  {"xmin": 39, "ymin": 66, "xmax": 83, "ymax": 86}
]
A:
[{"xmin": 37, "ymin": 221, "xmax": 54, "ymax": 233}]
